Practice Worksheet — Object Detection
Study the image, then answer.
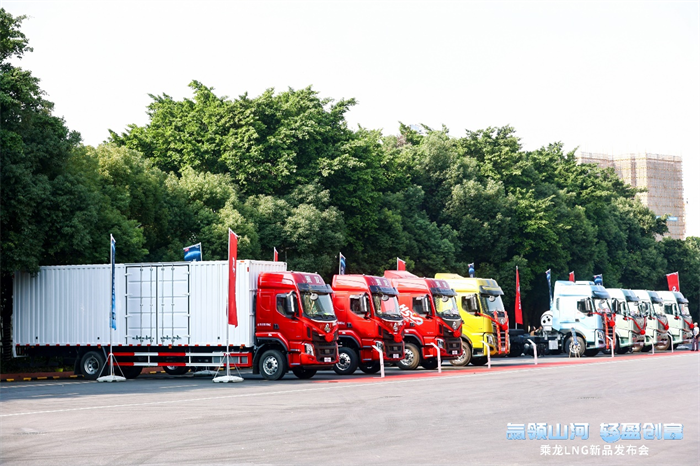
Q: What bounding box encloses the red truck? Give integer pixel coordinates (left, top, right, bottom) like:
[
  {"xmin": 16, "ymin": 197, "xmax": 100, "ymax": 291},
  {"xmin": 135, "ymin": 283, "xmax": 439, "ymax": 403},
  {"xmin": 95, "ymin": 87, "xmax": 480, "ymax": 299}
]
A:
[
  {"xmin": 331, "ymin": 275, "xmax": 406, "ymax": 375},
  {"xmin": 384, "ymin": 271, "xmax": 463, "ymax": 369},
  {"xmin": 12, "ymin": 260, "xmax": 338, "ymax": 381}
]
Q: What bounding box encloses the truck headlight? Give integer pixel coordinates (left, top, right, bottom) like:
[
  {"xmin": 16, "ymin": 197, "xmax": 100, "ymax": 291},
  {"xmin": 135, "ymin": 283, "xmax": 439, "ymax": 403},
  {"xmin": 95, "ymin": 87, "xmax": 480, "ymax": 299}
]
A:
[
  {"xmin": 304, "ymin": 343, "xmax": 314, "ymax": 355},
  {"xmin": 437, "ymin": 339, "xmax": 445, "ymax": 349},
  {"xmin": 486, "ymin": 334, "xmax": 494, "ymax": 345}
]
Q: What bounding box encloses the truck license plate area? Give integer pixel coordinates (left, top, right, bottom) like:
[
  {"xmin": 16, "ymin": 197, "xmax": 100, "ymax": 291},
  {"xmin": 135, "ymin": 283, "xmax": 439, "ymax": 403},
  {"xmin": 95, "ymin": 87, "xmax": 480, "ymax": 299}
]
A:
[
  {"xmin": 324, "ymin": 357, "xmax": 331, "ymax": 362},
  {"xmin": 392, "ymin": 354, "xmax": 399, "ymax": 359},
  {"xmin": 452, "ymin": 350, "xmax": 458, "ymax": 354}
]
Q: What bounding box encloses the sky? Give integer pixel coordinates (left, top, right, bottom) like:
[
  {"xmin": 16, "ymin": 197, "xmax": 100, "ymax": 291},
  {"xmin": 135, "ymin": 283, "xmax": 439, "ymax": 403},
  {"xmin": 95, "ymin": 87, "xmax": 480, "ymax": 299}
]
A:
[{"xmin": 4, "ymin": 0, "xmax": 699, "ymax": 236}]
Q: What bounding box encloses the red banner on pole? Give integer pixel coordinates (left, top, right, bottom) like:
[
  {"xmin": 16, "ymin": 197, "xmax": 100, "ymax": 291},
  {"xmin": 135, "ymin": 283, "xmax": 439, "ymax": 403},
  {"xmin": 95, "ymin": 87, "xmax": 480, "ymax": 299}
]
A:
[
  {"xmin": 397, "ymin": 258, "xmax": 406, "ymax": 271},
  {"xmin": 515, "ymin": 266, "xmax": 523, "ymax": 325},
  {"xmin": 666, "ymin": 272, "xmax": 680, "ymax": 292},
  {"xmin": 274, "ymin": 247, "xmax": 278, "ymax": 262},
  {"xmin": 228, "ymin": 229, "xmax": 238, "ymax": 326},
  {"xmin": 569, "ymin": 271, "xmax": 575, "ymax": 282}
]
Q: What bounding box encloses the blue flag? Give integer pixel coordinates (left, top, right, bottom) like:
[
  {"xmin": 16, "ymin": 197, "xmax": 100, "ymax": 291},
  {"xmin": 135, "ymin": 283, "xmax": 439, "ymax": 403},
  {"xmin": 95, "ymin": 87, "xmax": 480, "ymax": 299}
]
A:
[
  {"xmin": 111, "ymin": 235, "xmax": 116, "ymax": 330},
  {"xmin": 546, "ymin": 269, "xmax": 553, "ymax": 309},
  {"xmin": 339, "ymin": 253, "xmax": 346, "ymax": 275},
  {"xmin": 593, "ymin": 274, "xmax": 603, "ymax": 286},
  {"xmin": 468, "ymin": 263, "xmax": 475, "ymax": 278},
  {"xmin": 183, "ymin": 243, "xmax": 202, "ymax": 261}
]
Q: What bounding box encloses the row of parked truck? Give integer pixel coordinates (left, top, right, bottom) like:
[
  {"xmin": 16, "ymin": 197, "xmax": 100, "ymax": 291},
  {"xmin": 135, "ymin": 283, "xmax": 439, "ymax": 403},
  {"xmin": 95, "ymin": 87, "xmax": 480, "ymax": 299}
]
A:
[{"xmin": 11, "ymin": 260, "xmax": 694, "ymax": 380}]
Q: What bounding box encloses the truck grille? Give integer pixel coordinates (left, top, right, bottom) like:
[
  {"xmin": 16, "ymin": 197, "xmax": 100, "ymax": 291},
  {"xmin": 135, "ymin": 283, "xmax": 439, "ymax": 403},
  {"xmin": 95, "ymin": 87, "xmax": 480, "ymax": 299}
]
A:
[
  {"xmin": 311, "ymin": 332, "xmax": 337, "ymax": 361},
  {"xmin": 382, "ymin": 329, "xmax": 404, "ymax": 359}
]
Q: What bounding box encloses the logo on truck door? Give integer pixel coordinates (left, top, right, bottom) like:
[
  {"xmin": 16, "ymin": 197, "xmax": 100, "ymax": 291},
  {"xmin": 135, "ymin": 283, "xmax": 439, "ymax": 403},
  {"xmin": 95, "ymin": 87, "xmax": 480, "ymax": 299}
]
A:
[{"xmin": 399, "ymin": 304, "xmax": 424, "ymax": 325}]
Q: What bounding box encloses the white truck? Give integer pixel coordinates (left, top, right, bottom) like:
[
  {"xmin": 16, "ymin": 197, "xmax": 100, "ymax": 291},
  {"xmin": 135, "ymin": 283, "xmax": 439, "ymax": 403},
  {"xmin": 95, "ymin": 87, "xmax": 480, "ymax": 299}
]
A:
[
  {"xmin": 540, "ymin": 281, "xmax": 607, "ymax": 356},
  {"xmin": 607, "ymin": 288, "xmax": 646, "ymax": 353},
  {"xmin": 13, "ymin": 260, "xmax": 340, "ymax": 380},
  {"xmin": 633, "ymin": 290, "xmax": 670, "ymax": 351},
  {"xmin": 657, "ymin": 290, "xmax": 694, "ymax": 348}
]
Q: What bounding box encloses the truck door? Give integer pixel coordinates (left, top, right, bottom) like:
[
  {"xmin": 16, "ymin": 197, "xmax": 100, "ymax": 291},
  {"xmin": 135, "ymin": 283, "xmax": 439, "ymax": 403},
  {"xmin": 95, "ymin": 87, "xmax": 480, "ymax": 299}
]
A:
[
  {"xmin": 272, "ymin": 292, "xmax": 304, "ymax": 344},
  {"xmin": 126, "ymin": 265, "xmax": 157, "ymax": 345},
  {"xmin": 156, "ymin": 264, "xmax": 190, "ymax": 345},
  {"xmin": 348, "ymin": 294, "xmax": 377, "ymax": 348}
]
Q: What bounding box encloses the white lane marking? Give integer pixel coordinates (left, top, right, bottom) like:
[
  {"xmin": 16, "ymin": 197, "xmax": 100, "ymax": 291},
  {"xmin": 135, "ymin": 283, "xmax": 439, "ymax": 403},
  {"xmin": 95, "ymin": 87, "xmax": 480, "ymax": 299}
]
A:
[
  {"xmin": 1, "ymin": 381, "xmax": 93, "ymax": 390},
  {"xmin": 1, "ymin": 353, "xmax": 693, "ymax": 418},
  {"xmin": 159, "ymin": 385, "xmax": 194, "ymax": 389}
]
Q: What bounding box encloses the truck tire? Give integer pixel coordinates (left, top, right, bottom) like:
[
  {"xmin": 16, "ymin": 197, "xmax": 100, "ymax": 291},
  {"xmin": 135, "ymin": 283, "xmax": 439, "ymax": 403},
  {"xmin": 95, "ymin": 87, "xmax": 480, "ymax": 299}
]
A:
[
  {"xmin": 292, "ymin": 367, "xmax": 317, "ymax": 379},
  {"xmin": 333, "ymin": 347, "xmax": 359, "ymax": 375},
  {"xmin": 259, "ymin": 349, "xmax": 286, "ymax": 381},
  {"xmin": 564, "ymin": 335, "xmax": 585, "ymax": 357},
  {"xmin": 119, "ymin": 366, "xmax": 142, "ymax": 379},
  {"xmin": 640, "ymin": 344, "xmax": 652, "ymax": 352},
  {"xmin": 583, "ymin": 348, "xmax": 599, "ymax": 357},
  {"xmin": 656, "ymin": 335, "xmax": 670, "ymax": 351},
  {"xmin": 397, "ymin": 343, "xmax": 421, "ymax": 370},
  {"xmin": 359, "ymin": 362, "xmax": 380, "ymax": 374},
  {"xmin": 163, "ymin": 366, "xmax": 189, "ymax": 376},
  {"xmin": 420, "ymin": 357, "xmax": 439, "ymax": 370},
  {"xmin": 471, "ymin": 356, "xmax": 488, "ymax": 366},
  {"xmin": 509, "ymin": 342, "xmax": 523, "ymax": 357},
  {"xmin": 80, "ymin": 351, "xmax": 106, "ymax": 380},
  {"xmin": 450, "ymin": 340, "xmax": 472, "ymax": 366}
]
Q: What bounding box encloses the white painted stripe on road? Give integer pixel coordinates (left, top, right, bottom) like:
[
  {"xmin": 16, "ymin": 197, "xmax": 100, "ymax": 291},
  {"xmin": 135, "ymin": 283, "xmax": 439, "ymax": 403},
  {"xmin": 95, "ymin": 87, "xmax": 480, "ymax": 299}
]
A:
[
  {"xmin": 0, "ymin": 381, "xmax": 93, "ymax": 390},
  {"xmin": 2, "ymin": 354, "xmax": 694, "ymax": 419}
]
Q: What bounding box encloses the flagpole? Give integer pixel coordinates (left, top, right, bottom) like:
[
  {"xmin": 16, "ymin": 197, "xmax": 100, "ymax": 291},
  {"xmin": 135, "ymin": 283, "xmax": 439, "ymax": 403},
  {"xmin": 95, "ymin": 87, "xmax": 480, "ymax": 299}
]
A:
[{"xmin": 214, "ymin": 229, "xmax": 243, "ymax": 383}]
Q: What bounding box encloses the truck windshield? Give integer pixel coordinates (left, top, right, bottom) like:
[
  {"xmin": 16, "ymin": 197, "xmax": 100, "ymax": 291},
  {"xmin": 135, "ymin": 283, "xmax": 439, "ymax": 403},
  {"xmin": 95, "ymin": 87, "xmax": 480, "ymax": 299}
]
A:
[
  {"xmin": 372, "ymin": 294, "xmax": 403, "ymax": 321},
  {"xmin": 627, "ymin": 301, "xmax": 641, "ymax": 316},
  {"xmin": 593, "ymin": 298, "xmax": 612, "ymax": 313},
  {"xmin": 652, "ymin": 302, "xmax": 664, "ymax": 315},
  {"xmin": 433, "ymin": 295, "xmax": 461, "ymax": 319},
  {"xmin": 480, "ymin": 294, "xmax": 504, "ymax": 316},
  {"xmin": 679, "ymin": 303, "xmax": 690, "ymax": 315},
  {"xmin": 301, "ymin": 293, "xmax": 336, "ymax": 321}
]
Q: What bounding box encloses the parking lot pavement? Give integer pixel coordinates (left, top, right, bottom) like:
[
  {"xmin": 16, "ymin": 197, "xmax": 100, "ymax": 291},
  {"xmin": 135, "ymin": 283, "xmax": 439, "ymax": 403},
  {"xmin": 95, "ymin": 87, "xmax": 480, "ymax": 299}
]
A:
[{"xmin": 1, "ymin": 351, "xmax": 697, "ymax": 465}]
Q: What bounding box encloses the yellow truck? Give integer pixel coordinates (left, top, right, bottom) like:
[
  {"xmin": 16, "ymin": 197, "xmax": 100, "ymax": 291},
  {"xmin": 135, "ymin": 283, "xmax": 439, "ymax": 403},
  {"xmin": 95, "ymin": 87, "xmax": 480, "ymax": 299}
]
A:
[{"xmin": 435, "ymin": 274, "xmax": 510, "ymax": 366}]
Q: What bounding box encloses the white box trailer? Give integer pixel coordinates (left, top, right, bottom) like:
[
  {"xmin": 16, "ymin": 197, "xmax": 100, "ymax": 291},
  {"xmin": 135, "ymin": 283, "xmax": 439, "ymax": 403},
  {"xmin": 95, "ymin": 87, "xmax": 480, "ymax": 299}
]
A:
[{"xmin": 13, "ymin": 260, "xmax": 286, "ymax": 378}]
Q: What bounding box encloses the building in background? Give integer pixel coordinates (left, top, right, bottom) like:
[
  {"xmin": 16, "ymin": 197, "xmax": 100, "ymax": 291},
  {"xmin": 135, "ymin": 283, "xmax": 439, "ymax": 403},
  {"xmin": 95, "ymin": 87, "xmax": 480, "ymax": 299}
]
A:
[{"xmin": 576, "ymin": 152, "xmax": 686, "ymax": 239}]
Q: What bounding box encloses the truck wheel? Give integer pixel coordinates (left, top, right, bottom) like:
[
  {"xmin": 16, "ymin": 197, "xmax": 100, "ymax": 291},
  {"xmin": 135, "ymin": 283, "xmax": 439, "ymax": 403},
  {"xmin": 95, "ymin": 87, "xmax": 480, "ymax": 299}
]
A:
[
  {"xmin": 471, "ymin": 357, "xmax": 488, "ymax": 366},
  {"xmin": 292, "ymin": 367, "xmax": 317, "ymax": 379},
  {"xmin": 163, "ymin": 366, "xmax": 189, "ymax": 376},
  {"xmin": 80, "ymin": 351, "xmax": 106, "ymax": 380},
  {"xmin": 583, "ymin": 348, "xmax": 599, "ymax": 357},
  {"xmin": 564, "ymin": 335, "xmax": 585, "ymax": 357},
  {"xmin": 617, "ymin": 337, "xmax": 630, "ymax": 354},
  {"xmin": 359, "ymin": 362, "xmax": 380, "ymax": 374},
  {"xmin": 397, "ymin": 343, "xmax": 421, "ymax": 370},
  {"xmin": 450, "ymin": 340, "xmax": 472, "ymax": 366},
  {"xmin": 640, "ymin": 344, "xmax": 652, "ymax": 352},
  {"xmin": 333, "ymin": 347, "xmax": 358, "ymax": 375},
  {"xmin": 259, "ymin": 349, "xmax": 286, "ymax": 381},
  {"xmin": 421, "ymin": 357, "xmax": 439, "ymax": 370},
  {"xmin": 119, "ymin": 366, "xmax": 142, "ymax": 379},
  {"xmin": 509, "ymin": 343, "xmax": 523, "ymax": 357}
]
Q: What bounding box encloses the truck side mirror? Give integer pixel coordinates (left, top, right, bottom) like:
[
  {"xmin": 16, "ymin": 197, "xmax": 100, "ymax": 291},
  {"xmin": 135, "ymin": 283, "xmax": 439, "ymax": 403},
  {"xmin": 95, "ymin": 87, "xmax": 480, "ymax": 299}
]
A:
[{"xmin": 287, "ymin": 292, "xmax": 298, "ymax": 318}]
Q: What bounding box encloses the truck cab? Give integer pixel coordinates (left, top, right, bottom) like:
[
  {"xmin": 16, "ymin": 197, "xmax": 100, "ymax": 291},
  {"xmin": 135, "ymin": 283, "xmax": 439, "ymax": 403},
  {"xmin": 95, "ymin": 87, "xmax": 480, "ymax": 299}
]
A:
[
  {"xmin": 435, "ymin": 274, "xmax": 509, "ymax": 366},
  {"xmin": 331, "ymin": 275, "xmax": 405, "ymax": 375},
  {"xmin": 657, "ymin": 290, "xmax": 693, "ymax": 347},
  {"xmin": 543, "ymin": 281, "xmax": 607, "ymax": 356},
  {"xmin": 607, "ymin": 288, "xmax": 646, "ymax": 353},
  {"xmin": 383, "ymin": 271, "xmax": 463, "ymax": 370},
  {"xmin": 633, "ymin": 290, "xmax": 670, "ymax": 351},
  {"xmin": 255, "ymin": 271, "xmax": 339, "ymax": 380}
]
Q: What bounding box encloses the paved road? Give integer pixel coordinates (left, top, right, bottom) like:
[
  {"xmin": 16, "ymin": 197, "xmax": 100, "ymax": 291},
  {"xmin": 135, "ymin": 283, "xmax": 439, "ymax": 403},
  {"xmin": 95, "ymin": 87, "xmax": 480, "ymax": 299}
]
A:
[{"xmin": 1, "ymin": 352, "xmax": 698, "ymax": 465}]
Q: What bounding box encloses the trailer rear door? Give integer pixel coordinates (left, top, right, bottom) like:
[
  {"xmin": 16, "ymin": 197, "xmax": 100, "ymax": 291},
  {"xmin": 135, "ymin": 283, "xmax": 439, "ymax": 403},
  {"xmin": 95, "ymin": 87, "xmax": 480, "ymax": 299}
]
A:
[{"xmin": 126, "ymin": 264, "xmax": 190, "ymax": 345}]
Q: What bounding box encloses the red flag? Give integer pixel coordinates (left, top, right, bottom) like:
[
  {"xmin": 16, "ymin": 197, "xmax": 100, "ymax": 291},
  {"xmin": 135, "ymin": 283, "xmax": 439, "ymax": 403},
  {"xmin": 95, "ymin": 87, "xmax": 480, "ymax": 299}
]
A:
[
  {"xmin": 569, "ymin": 271, "xmax": 575, "ymax": 282},
  {"xmin": 228, "ymin": 229, "xmax": 238, "ymax": 326},
  {"xmin": 515, "ymin": 266, "xmax": 523, "ymax": 325},
  {"xmin": 274, "ymin": 247, "xmax": 278, "ymax": 262},
  {"xmin": 666, "ymin": 272, "xmax": 680, "ymax": 292},
  {"xmin": 397, "ymin": 258, "xmax": 406, "ymax": 271}
]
